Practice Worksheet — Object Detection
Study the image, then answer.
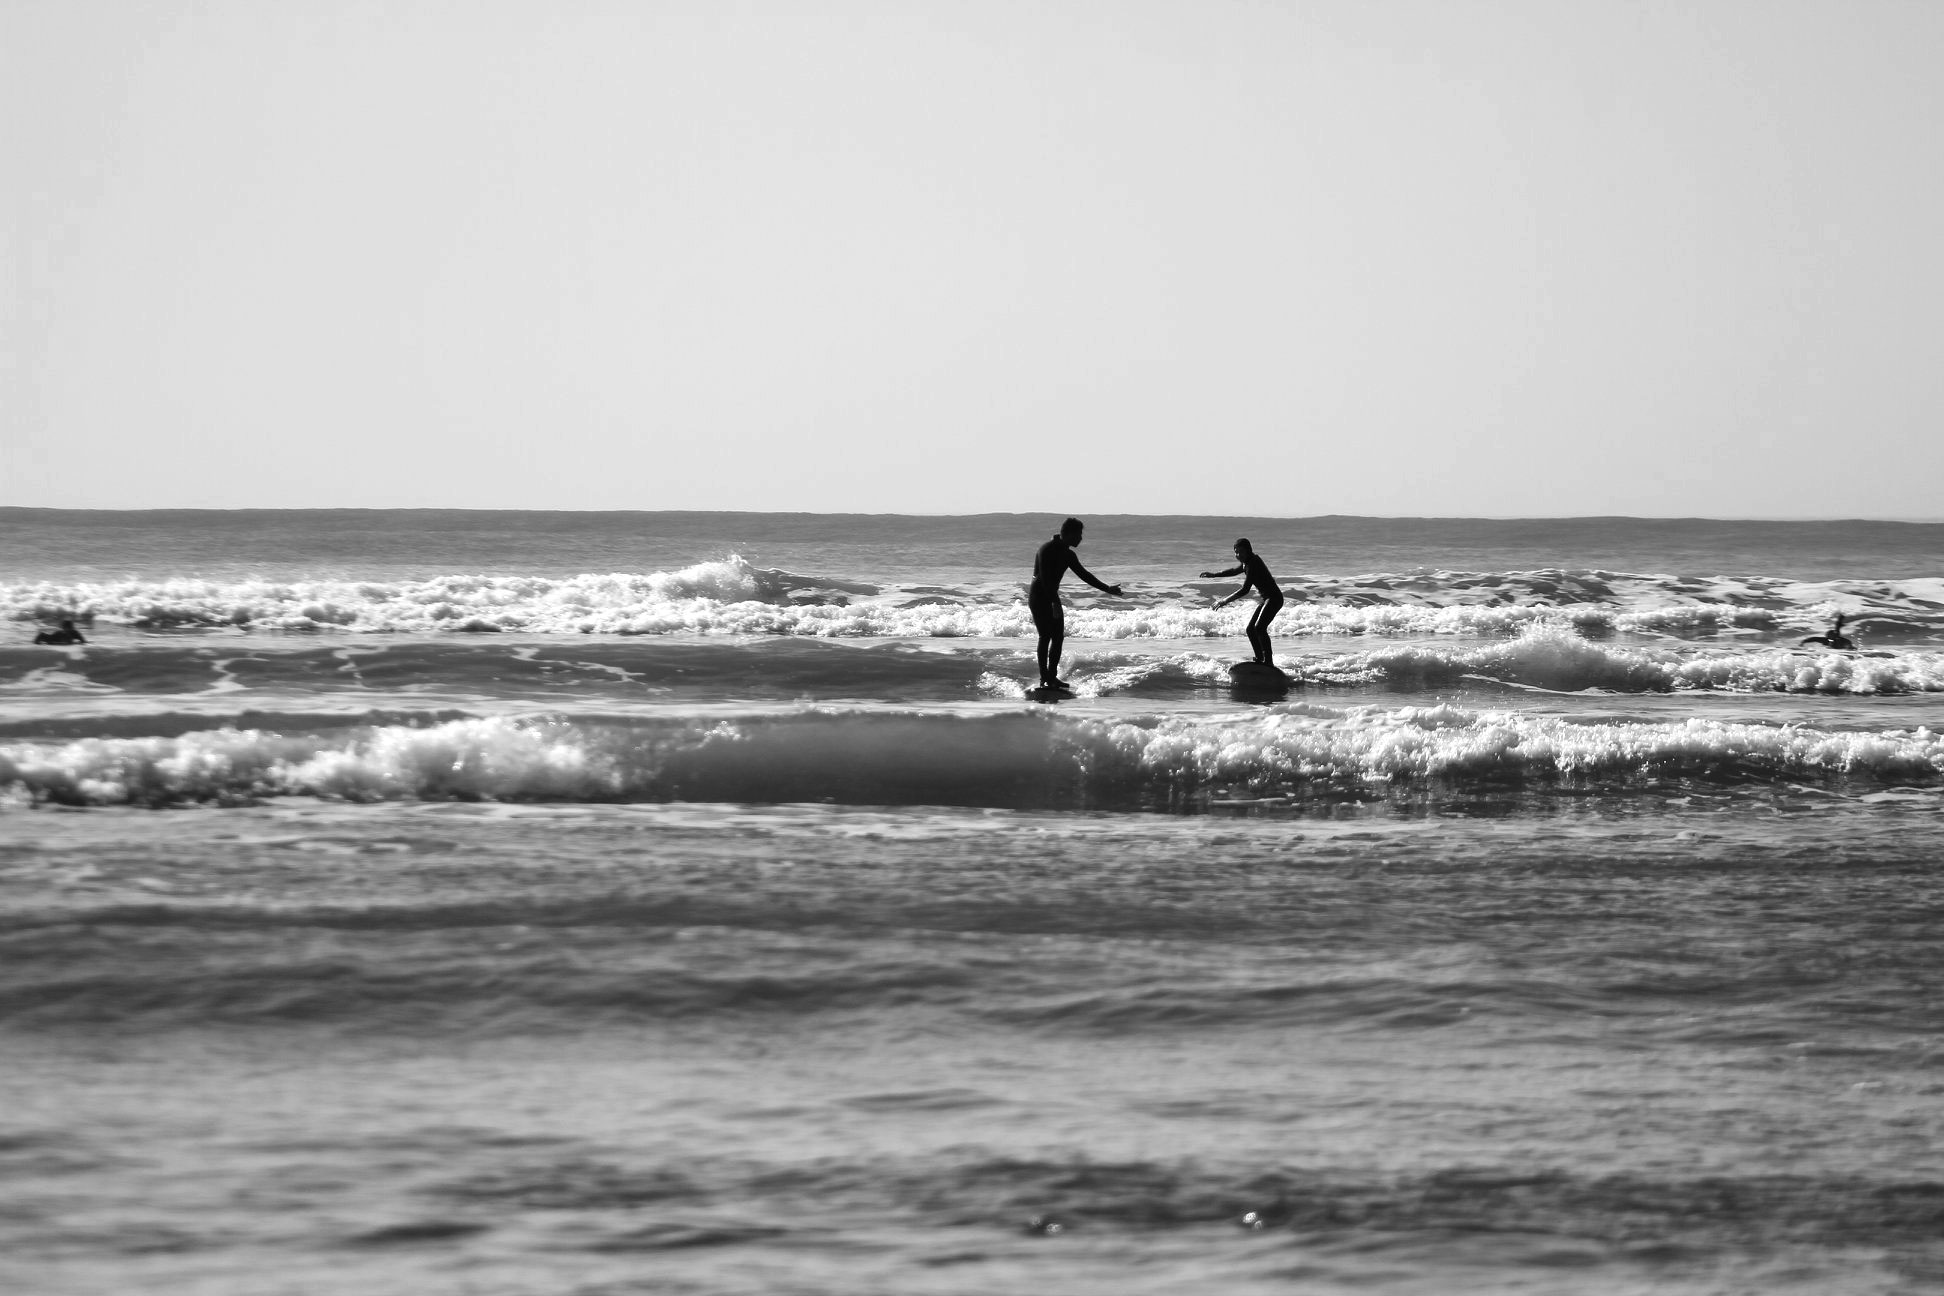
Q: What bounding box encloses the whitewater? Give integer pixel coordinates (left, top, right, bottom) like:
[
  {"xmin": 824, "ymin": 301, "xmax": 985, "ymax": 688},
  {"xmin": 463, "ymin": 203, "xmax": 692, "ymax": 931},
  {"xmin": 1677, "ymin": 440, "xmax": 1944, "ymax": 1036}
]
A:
[{"xmin": 4, "ymin": 509, "xmax": 1944, "ymax": 1296}]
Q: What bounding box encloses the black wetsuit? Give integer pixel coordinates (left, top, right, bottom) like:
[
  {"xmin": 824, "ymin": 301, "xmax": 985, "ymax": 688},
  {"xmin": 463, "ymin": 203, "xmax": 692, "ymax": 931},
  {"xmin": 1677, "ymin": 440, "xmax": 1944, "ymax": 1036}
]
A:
[
  {"xmin": 1029, "ymin": 536, "xmax": 1075, "ymax": 640},
  {"xmin": 1029, "ymin": 534, "xmax": 1115, "ymax": 685},
  {"xmin": 1211, "ymin": 553, "xmax": 1283, "ymax": 663},
  {"xmin": 1800, "ymin": 616, "xmax": 1853, "ymax": 649}
]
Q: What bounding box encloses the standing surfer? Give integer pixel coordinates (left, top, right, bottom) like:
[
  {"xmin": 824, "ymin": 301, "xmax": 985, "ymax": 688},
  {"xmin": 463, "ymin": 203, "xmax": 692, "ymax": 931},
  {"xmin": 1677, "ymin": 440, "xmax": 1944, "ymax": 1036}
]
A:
[
  {"xmin": 1030, "ymin": 518, "xmax": 1122, "ymax": 691},
  {"xmin": 1202, "ymin": 539, "xmax": 1283, "ymax": 667}
]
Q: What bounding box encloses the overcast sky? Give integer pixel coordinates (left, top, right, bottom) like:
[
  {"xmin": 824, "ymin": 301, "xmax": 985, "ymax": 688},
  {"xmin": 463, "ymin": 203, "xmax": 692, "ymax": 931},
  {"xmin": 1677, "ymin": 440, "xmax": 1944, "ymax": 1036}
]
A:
[{"xmin": 5, "ymin": 0, "xmax": 1941, "ymax": 517}]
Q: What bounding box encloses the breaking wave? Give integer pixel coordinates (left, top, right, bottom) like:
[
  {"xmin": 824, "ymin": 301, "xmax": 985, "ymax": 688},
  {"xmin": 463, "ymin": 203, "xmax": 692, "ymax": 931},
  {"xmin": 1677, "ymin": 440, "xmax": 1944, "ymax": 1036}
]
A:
[
  {"xmin": 0, "ymin": 557, "xmax": 877, "ymax": 635},
  {"xmin": 8, "ymin": 561, "xmax": 1943, "ymax": 639},
  {"xmin": 1313, "ymin": 625, "xmax": 1944, "ymax": 695},
  {"xmin": 4, "ymin": 705, "xmax": 1938, "ymax": 811}
]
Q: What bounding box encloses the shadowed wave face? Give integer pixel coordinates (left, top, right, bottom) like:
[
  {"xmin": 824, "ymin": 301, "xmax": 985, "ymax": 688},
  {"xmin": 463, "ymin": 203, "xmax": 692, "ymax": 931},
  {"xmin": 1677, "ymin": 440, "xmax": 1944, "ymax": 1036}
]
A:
[{"xmin": 5, "ymin": 704, "xmax": 1941, "ymax": 811}]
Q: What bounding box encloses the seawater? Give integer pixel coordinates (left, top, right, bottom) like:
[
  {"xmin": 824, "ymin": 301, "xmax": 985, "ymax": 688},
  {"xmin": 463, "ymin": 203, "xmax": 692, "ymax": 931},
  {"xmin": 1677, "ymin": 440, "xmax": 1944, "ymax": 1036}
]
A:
[{"xmin": 3, "ymin": 509, "xmax": 1943, "ymax": 1295}]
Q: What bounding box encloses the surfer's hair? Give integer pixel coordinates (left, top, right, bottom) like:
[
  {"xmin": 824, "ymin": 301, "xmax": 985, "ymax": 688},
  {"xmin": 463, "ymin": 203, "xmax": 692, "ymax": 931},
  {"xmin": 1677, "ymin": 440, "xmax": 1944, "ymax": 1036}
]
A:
[
  {"xmin": 1061, "ymin": 517, "xmax": 1084, "ymax": 535},
  {"xmin": 1234, "ymin": 537, "xmax": 1252, "ymax": 552}
]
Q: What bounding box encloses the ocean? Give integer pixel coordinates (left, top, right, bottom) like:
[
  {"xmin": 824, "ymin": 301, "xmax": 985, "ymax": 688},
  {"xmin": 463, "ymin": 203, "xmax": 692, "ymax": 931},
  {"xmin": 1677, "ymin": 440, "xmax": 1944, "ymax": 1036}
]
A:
[{"xmin": 3, "ymin": 507, "xmax": 1943, "ymax": 1295}]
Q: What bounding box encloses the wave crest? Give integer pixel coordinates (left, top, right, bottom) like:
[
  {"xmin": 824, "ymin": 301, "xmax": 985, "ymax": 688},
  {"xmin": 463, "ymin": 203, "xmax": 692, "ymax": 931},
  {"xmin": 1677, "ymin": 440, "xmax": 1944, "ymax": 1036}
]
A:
[
  {"xmin": 9, "ymin": 564, "xmax": 1943, "ymax": 639},
  {"xmin": 0, "ymin": 556, "xmax": 875, "ymax": 634},
  {"xmin": 5, "ymin": 706, "xmax": 1938, "ymax": 811},
  {"xmin": 1317, "ymin": 626, "xmax": 1944, "ymax": 694}
]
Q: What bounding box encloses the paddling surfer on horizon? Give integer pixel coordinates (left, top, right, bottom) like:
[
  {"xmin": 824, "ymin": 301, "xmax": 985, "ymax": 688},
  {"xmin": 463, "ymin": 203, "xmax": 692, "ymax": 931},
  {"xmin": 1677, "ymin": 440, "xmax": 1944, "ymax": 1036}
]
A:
[
  {"xmin": 1202, "ymin": 539, "xmax": 1284, "ymax": 667},
  {"xmin": 32, "ymin": 619, "xmax": 87, "ymax": 645},
  {"xmin": 1029, "ymin": 518, "xmax": 1122, "ymax": 691},
  {"xmin": 1800, "ymin": 613, "xmax": 1854, "ymax": 649}
]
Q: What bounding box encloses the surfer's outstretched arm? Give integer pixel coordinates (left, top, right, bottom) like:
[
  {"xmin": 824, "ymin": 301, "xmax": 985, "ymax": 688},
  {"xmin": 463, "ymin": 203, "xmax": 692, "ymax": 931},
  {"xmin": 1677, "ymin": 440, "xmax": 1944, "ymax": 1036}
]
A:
[
  {"xmin": 1203, "ymin": 564, "xmax": 1247, "ymax": 604},
  {"xmin": 1213, "ymin": 564, "xmax": 1264, "ymax": 609},
  {"xmin": 1207, "ymin": 540, "xmax": 1270, "ymax": 609},
  {"xmin": 1068, "ymin": 557, "xmax": 1121, "ymax": 597}
]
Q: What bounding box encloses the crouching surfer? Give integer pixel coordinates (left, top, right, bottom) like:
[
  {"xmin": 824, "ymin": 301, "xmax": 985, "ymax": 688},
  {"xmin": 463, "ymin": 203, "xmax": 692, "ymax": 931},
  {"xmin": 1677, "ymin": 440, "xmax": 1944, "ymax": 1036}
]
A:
[
  {"xmin": 1030, "ymin": 518, "xmax": 1122, "ymax": 691},
  {"xmin": 1202, "ymin": 539, "xmax": 1283, "ymax": 667}
]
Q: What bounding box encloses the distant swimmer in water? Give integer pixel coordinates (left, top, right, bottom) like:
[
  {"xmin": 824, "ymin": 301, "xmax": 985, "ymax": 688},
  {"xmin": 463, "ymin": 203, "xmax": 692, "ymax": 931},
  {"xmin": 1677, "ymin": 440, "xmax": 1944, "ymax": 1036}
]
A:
[
  {"xmin": 1202, "ymin": 539, "xmax": 1283, "ymax": 667},
  {"xmin": 1029, "ymin": 518, "xmax": 1122, "ymax": 690},
  {"xmin": 1799, "ymin": 614, "xmax": 1854, "ymax": 650},
  {"xmin": 32, "ymin": 619, "xmax": 87, "ymax": 645}
]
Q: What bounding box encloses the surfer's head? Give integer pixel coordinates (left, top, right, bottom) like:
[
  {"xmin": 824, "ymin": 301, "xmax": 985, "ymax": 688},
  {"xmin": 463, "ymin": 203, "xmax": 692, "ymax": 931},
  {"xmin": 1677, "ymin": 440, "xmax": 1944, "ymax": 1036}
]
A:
[
  {"xmin": 1061, "ymin": 518, "xmax": 1084, "ymax": 544},
  {"xmin": 1233, "ymin": 538, "xmax": 1253, "ymax": 558}
]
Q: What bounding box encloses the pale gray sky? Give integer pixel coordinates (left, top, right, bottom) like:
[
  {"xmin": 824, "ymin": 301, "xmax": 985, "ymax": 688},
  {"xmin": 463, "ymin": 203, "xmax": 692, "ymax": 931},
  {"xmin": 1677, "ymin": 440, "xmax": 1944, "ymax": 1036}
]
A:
[{"xmin": 5, "ymin": 0, "xmax": 1941, "ymax": 516}]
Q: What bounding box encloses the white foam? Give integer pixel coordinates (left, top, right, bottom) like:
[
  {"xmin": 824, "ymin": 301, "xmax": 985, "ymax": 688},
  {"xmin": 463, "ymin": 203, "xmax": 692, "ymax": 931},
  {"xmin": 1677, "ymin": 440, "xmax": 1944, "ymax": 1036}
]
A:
[
  {"xmin": 1313, "ymin": 625, "xmax": 1944, "ymax": 694},
  {"xmin": 10, "ymin": 562, "xmax": 1942, "ymax": 640},
  {"xmin": 1111, "ymin": 702, "xmax": 1944, "ymax": 789},
  {"xmin": 0, "ymin": 667, "xmax": 119, "ymax": 695},
  {"xmin": 0, "ymin": 717, "xmax": 622, "ymax": 806},
  {"xmin": 3, "ymin": 706, "xmax": 1939, "ymax": 808},
  {"xmin": 975, "ymin": 671, "xmax": 1029, "ymax": 700}
]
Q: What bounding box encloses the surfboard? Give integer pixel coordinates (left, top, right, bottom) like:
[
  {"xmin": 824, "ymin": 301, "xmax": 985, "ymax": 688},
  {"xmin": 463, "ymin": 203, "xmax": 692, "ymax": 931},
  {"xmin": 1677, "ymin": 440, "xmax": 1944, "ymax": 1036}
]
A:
[
  {"xmin": 1228, "ymin": 662, "xmax": 1292, "ymax": 690},
  {"xmin": 1024, "ymin": 681, "xmax": 1075, "ymax": 702}
]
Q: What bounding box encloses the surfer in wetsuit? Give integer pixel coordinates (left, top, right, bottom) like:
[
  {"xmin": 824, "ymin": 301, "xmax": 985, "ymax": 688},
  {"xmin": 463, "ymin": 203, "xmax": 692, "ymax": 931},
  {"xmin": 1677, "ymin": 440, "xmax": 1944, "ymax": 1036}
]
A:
[
  {"xmin": 1202, "ymin": 539, "xmax": 1283, "ymax": 667},
  {"xmin": 32, "ymin": 619, "xmax": 86, "ymax": 645},
  {"xmin": 1030, "ymin": 518, "xmax": 1122, "ymax": 690},
  {"xmin": 1800, "ymin": 614, "xmax": 1854, "ymax": 649}
]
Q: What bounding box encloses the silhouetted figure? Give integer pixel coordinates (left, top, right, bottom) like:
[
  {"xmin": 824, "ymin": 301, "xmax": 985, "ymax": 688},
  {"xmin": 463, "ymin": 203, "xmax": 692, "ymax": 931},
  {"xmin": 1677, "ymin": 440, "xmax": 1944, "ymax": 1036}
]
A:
[
  {"xmin": 32, "ymin": 619, "xmax": 86, "ymax": 645},
  {"xmin": 1202, "ymin": 538, "xmax": 1283, "ymax": 666},
  {"xmin": 1029, "ymin": 518, "xmax": 1122, "ymax": 689},
  {"xmin": 1800, "ymin": 614, "xmax": 1853, "ymax": 650}
]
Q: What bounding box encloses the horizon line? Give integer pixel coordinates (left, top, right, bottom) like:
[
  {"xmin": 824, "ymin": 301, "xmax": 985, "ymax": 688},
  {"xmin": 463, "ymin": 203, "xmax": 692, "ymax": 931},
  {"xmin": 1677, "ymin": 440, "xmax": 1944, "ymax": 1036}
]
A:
[{"xmin": 3, "ymin": 506, "xmax": 1943, "ymax": 526}]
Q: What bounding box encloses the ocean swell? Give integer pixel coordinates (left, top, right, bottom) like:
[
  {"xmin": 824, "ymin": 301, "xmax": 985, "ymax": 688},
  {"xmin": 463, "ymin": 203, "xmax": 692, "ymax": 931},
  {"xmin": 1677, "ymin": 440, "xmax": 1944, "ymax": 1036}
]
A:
[{"xmin": 5, "ymin": 706, "xmax": 1939, "ymax": 811}]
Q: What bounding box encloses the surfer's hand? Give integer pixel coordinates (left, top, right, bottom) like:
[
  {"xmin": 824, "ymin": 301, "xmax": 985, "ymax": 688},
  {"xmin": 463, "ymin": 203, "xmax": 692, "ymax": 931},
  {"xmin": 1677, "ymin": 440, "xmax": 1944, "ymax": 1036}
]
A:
[
  {"xmin": 1199, "ymin": 571, "xmax": 1214, "ymax": 579},
  {"xmin": 1108, "ymin": 585, "xmax": 1123, "ymax": 597}
]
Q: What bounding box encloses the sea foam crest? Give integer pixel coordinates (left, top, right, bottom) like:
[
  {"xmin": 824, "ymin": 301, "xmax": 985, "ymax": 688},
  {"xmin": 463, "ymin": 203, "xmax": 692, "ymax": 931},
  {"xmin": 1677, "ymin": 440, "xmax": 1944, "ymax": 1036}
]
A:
[
  {"xmin": 1117, "ymin": 702, "xmax": 1944, "ymax": 790},
  {"xmin": 1, "ymin": 557, "xmax": 844, "ymax": 634},
  {"xmin": 1313, "ymin": 625, "xmax": 1944, "ymax": 694},
  {"xmin": 0, "ymin": 718, "xmax": 620, "ymax": 806},
  {"xmin": 8, "ymin": 564, "xmax": 1943, "ymax": 638},
  {"xmin": 5, "ymin": 706, "xmax": 1939, "ymax": 809}
]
